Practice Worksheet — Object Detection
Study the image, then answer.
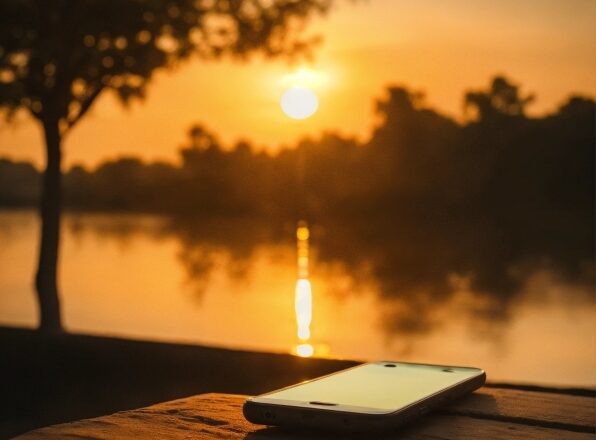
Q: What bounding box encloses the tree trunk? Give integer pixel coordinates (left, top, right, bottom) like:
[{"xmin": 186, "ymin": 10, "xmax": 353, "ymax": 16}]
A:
[{"xmin": 35, "ymin": 116, "xmax": 63, "ymax": 332}]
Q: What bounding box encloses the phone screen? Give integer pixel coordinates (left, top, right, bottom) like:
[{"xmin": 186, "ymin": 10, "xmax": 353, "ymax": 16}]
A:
[{"xmin": 259, "ymin": 362, "xmax": 482, "ymax": 411}]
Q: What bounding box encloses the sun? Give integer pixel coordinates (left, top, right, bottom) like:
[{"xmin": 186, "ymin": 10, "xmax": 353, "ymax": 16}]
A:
[{"xmin": 280, "ymin": 86, "xmax": 319, "ymax": 120}]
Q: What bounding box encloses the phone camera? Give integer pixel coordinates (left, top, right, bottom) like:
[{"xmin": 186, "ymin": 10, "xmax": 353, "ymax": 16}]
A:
[{"xmin": 384, "ymin": 363, "xmax": 396, "ymax": 367}]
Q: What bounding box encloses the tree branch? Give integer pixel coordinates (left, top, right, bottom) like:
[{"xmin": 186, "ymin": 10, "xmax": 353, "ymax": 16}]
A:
[{"xmin": 65, "ymin": 85, "xmax": 104, "ymax": 132}]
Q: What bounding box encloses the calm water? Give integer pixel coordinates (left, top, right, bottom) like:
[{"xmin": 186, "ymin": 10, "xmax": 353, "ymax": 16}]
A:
[{"xmin": 0, "ymin": 210, "xmax": 594, "ymax": 387}]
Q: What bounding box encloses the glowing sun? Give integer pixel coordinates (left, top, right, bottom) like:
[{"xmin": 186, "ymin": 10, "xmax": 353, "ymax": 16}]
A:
[{"xmin": 280, "ymin": 86, "xmax": 319, "ymax": 120}]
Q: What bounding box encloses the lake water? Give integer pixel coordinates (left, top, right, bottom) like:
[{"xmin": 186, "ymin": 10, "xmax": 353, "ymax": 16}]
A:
[{"xmin": 0, "ymin": 210, "xmax": 594, "ymax": 387}]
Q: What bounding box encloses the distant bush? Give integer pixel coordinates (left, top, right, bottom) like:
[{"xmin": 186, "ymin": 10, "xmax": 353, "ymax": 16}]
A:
[
  {"xmin": 2, "ymin": 77, "xmax": 594, "ymax": 229},
  {"xmin": 0, "ymin": 159, "xmax": 40, "ymax": 206}
]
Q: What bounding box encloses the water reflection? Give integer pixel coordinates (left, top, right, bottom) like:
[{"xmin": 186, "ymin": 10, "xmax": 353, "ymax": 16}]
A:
[
  {"xmin": 295, "ymin": 343, "xmax": 314, "ymax": 358},
  {"xmin": 295, "ymin": 280, "xmax": 312, "ymax": 342},
  {"xmin": 295, "ymin": 221, "xmax": 313, "ymax": 346},
  {"xmin": 0, "ymin": 210, "xmax": 594, "ymax": 386}
]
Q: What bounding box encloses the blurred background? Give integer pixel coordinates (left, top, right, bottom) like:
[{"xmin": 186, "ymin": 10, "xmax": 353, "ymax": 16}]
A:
[{"xmin": 0, "ymin": 0, "xmax": 594, "ymax": 437}]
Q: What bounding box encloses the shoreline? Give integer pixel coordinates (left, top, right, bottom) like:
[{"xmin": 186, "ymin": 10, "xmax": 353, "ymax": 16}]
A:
[{"xmin": 2, "ymin": 326, "xmax": 594, "ymax": 439}]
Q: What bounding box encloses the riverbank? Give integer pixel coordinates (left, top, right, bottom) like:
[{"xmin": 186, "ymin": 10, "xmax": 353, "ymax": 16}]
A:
[{"xmin": 0, "ymin": 327, "xmax": 357, "ymax": 439}]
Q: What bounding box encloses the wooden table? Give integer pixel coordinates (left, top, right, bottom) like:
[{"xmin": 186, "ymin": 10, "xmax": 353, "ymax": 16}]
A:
[{"xmin": 13, "ymin": 388, "xmax": 595, "ymax": 439}]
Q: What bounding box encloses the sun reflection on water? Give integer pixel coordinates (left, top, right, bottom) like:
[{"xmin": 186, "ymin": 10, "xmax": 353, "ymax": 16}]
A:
[
  {"xmin": 294, "ymin": 221, "xmax": 314, "ymax": 357},
  {"xmin": 295, "ymin": 343, "xmax": 314, "ymax": 357},
  {"xmin": 295, "ymin": 279, "xmax": 312, "ymax": 340}
]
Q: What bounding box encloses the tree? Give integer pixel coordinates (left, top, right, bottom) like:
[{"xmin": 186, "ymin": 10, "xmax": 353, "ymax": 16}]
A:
[
  {"xmin": 464, "ymin": 76, "xmax": 534, "ymax": 121},
  {"xmin": 365, "ymin": 86, "xmax": 459, "ymax": 197},
  {"xmin": 0, "ymin": 0, "xmax": 334, "ymax": 332}
]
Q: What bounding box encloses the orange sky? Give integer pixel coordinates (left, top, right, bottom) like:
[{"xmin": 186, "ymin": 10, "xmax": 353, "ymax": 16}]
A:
[{"xmin": 1, "ymin": 0, "xmax": 595, "ymax": 167}]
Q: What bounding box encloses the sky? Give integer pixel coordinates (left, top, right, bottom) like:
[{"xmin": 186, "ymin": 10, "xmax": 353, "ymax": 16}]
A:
[{"xmin": 1, "ymin": 0, "xmax": 595, "ymax": 168}]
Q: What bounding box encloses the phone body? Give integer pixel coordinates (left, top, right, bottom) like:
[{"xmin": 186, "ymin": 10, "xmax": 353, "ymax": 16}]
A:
[{"xmin": 243, "ymin": 361, "xmax": 485, "ymax": 432}]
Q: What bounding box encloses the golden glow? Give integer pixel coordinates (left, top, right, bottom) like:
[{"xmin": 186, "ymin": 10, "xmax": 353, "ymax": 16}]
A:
[
  {"xmin": 295, "ymin": 343, "xmax": 314, "ymax": 357},
  {"xmin": 315, "ymin": 343, "xmax": 330, "ymax": 357},
  {"xmin": 295, "ymin": 221, "xmax": 313, "ymax": 352},
  {"xmin": 281, "ymin": 67, "xmax": 329, "ymax": 89},
  {"xmin": 295, "ymin": 278, "xmax": 312, "ymax": 341},
  {"xmin": 296, "ymin": 225, "xmax": 310, "ymax": 241},
  {"xmin": 3, "ymin": 2, "xmax": 595, "ymax": 166},
  {"xmin": 296, "ymin": 221, "xmax": 310, "ymax": 279},
  {"xmin": 280, "ymin": 87, "xmax": 319, "ymax": 120}
]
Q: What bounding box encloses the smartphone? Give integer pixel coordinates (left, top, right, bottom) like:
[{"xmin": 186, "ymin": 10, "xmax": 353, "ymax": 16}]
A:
[{"xmin": 243, "ymin": 361, "xmax": 485, "ymax": 432}]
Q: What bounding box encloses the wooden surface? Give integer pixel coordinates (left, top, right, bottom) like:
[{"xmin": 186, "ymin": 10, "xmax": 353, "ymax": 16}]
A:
[{"xmin": 14, "ymin": 388, "xmax": 596, "ymax": 439}]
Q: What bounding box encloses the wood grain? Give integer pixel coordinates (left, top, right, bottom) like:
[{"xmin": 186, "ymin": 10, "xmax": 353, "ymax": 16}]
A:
[
  {"xmin": 13, "ymin": 391, "xmax": 596, "ymax": 440},
  {"xmin": 443, "ymin": 387, "xmax": 596, "ymax": 432}
]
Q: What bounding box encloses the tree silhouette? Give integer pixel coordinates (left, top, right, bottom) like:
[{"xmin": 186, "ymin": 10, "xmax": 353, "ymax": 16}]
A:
[
  {"xmin": 0, "ymin": 0, "xmax": 334, "ymax": 332},
  {"xmin": 0, "ymin": 75, "xmax": 593, "ymax": 317},
  {"xmin": 464, "ymin": 76, "xmax": 534, "ymax": 120}
]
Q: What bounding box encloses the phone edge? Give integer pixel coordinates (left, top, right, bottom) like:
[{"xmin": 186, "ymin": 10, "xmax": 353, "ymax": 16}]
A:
[{"xmin": 243, "ymin": 362, "xmax": 486, "ymax": 432}]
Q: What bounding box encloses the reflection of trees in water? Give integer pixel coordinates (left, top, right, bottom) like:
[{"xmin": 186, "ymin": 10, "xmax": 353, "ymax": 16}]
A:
[
  {"xmin": 0, "ymin": 211, "xmax": 38, "ymax": 245},
  {"xmin": 312, "ymin": 219, "xmax": 521, "ymax": 340},
  {"xmin": 168, "ymin": 217, "xmax": 292, "ymax": 298},
  {"xmin": 30, "ymin": 208, "xmax": 592, "ymax": 342},
  {"xmin": 167, "ymin": 212, "xmax": 593, "ymax": 342},
  {"xmin": 3, "ymin": 75, "xmax": 592, "ymax": 340},
  {"xmin": 64, "ymin": 213, "xmax": 171, "ymax": 252},
  {"xmin": 314, "ymin": 212, "xmax": 593, "ymax": 340}
]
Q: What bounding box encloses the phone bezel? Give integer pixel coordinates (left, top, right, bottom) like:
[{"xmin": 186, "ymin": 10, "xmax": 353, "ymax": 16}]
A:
[{"xmin": 243, "ymin": 360, "xmax": 486, "ymax": 429}]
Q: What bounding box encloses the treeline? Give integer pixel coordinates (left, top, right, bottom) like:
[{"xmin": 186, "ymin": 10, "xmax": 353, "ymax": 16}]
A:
[
  {"xmin": 1, "ymin": 75, "xmax": 594, "ymax": 224},
  {"xmin": 3, "ymin": 76, "xmax": 593, "ymax": 215},
  {"xmin": 0, "ymin": 158, "xmax": 39, "ymax": 206}
]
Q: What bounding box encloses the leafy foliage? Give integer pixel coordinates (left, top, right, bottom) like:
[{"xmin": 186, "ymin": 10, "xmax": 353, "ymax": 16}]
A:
[
  {"xmin": 464, "ymin": 76, "xmax": 535, "ymax": 120},
  {"xmin": 0, "ymin": 0, "xmax": 332, "ymax": 132}
]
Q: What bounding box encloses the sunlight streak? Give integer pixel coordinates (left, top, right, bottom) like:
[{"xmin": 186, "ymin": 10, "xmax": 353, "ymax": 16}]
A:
[
  {"xmin": 295, "ymin": 278, "xmax": 312, "ymax": 340},
  {"xmin": 295, "ymin": 221, "xmax": 313, "ymax": 355}
]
